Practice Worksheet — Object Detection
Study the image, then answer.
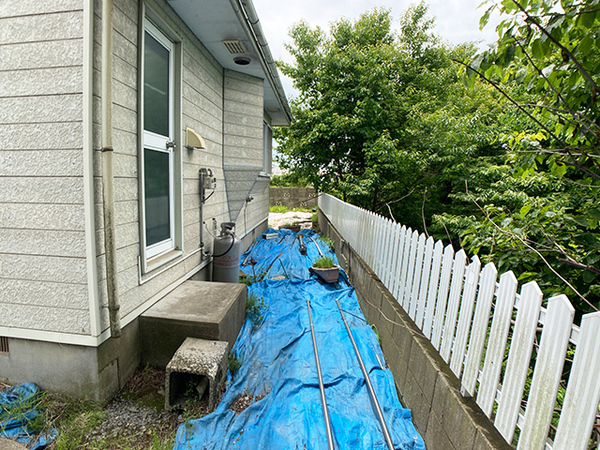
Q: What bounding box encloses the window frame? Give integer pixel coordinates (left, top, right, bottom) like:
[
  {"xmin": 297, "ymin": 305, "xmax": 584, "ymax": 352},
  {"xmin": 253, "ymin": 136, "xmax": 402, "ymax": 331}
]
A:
[{"xmin": 139, "ymin": 10, "xmax": 183, "ymax": 272}]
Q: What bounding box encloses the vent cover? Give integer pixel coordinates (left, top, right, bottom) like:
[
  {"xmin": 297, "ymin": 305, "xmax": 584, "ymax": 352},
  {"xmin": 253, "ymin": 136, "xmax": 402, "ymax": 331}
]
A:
[
  {"xmin": 223, "ymin": 40, "xmax": 246, "ymax": 54},
  {"xmin": 0, "ymin": 336, "xmax": 8, "ymax": 354}
]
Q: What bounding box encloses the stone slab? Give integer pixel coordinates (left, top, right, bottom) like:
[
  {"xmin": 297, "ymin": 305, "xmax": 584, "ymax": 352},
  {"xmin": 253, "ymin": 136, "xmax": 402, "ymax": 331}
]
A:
[
  {"xmin": 140, "ymin": 280, "xmax": 246, "ymax": 367},
  {"xmin": 0, "ymin": 439, "xmax": 28, "ymax": 450}
]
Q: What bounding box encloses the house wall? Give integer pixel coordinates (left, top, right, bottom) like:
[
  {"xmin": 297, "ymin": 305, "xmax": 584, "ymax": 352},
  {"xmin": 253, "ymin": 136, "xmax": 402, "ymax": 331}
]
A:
[
  {"xmin": 93, "ymin": 0, "xmax": 271, "ymax": 332},
  {"xmin": 0, "ymin": 0, "xmax": 274, "ymax": 400},
  {"xmin": 223, "ymin": 70, "xmax": 271, "ymax": 240},
  {"xmin": 0, "ymin": 1, "xmax": 92, "ymax": 336}
]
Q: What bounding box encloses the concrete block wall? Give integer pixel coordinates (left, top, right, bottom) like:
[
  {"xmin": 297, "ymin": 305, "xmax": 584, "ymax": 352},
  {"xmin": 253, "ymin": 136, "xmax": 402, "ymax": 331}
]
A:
[
  {"xmin": 0, "ymin": 0, "xmax": 91, "ymax": 335},
  {"xmin": 318, "ymin": 210, "xmax": 514, "ymax": 450},
  {"xmin": 270, "ymin": 187, "xmax": 318, "ymax": 208}
]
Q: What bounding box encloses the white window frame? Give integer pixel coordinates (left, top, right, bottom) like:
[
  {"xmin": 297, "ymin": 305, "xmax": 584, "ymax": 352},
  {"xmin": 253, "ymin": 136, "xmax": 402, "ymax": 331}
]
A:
[{"xmin": 139, "ymin": 13, "xmax": 183, "ymax": 269}]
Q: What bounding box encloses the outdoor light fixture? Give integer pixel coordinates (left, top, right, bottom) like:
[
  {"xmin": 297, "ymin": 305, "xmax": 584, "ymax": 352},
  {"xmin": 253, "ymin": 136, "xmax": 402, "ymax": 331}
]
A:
[{"xmin": 185, "ymin": 127, "xmax": 206, "ymax": 149}]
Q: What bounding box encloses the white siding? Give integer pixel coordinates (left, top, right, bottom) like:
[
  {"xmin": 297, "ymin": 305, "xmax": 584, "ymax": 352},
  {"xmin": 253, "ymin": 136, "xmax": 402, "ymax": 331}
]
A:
[{"xmin": 0, "ymin": 1, "xmax": 90, "ymax": 334}]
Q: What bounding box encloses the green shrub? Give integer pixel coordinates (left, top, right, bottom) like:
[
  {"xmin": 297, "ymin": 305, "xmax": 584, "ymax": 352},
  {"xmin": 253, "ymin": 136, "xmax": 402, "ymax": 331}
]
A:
[{"xmin": 312, "ymin": 256, "xmax": 336, "ymax": 268}]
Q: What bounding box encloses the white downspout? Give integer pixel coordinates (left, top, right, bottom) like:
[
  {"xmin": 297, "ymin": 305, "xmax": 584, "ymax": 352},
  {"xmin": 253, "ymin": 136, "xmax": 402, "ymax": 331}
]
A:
[{"xmin": 101, "ymin": 0, "xmax": 121, "ymax": 338}]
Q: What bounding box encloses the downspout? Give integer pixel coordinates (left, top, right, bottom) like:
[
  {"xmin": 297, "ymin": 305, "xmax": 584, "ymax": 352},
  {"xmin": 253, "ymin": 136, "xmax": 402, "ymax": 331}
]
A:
[{"xmin": 101, "ymin": 0, "xmax": 121, "ymax": 338}]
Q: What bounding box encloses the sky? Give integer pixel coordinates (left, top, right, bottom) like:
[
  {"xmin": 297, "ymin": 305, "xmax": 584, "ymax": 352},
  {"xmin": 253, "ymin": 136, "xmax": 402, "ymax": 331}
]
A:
[{"xmin": 252, "ymin": 0, "xmax": 503, "ymax": 99}]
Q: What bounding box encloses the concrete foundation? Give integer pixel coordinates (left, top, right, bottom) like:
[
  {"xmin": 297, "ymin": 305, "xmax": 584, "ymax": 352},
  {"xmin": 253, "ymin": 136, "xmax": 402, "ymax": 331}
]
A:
[
  {"xmin": 0, "ymin": 320, "xmax": 140, "ymax": 404},
  {"xmin": 140, "ymin": 280, "xmax": 246, "ymax": 367},
  {"xmin": 318, "ymin": 210, "xmax": 513, "ymax": 450},
  {"xmin": 165, "ymin": 338, "xmax": 228, "ymax": 412}
]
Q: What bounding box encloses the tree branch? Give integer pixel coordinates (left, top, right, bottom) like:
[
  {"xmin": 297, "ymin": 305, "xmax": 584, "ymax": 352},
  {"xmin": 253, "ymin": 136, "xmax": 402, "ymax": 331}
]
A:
[{"xmin": 511, "ymin": 0, "xmax": 600, "ymax": 95}]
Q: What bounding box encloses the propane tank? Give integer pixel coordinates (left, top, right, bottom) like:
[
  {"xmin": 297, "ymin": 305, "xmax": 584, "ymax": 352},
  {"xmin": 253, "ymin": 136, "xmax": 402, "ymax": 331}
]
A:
[{"xmin": 212, "ymin": 222, "xmax": 241, "ymax": 283}]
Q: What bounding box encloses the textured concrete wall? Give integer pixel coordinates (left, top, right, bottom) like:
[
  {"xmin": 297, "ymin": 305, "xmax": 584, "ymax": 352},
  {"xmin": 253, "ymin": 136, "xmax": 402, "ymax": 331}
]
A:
[
  {"xmin": 319, "ymin": 211, "xmax": 514, "ymax": 450},
  {"xmin": 0, "ymin": 0, "xmax": 91, "ymax": 334},
  {"xmin": 270, "ymin": 187, "xmax": 318, "ymax": 208}
]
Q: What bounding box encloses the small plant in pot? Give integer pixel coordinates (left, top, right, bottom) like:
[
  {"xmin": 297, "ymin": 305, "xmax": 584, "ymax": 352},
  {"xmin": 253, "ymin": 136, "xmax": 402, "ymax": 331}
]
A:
[{"xmin": 309, "ymin": 256, "xmax": 340, "ymax": 283}]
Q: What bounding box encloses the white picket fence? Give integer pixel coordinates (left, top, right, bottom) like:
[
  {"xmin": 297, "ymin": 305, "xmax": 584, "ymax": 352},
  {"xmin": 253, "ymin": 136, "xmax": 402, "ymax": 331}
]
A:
[{"xmin": 319, "ymin": 193, "xmax": 600, "ymax": 450}]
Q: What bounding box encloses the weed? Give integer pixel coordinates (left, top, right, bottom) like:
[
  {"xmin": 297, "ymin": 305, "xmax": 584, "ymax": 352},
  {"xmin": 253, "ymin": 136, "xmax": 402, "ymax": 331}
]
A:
[
  {"xmin": 228, "ymin": 353, "xmax": 242, "ymax": 377},
  {"xmin": 318, "ymin": 235, "xmax": 335, "ymax": 253},
  {"xmin": 246, "ymin": 293, "xmax": 267, "ymax": 329},
  {"xmin": 312, "ymin": 256, "xmax": 337, "ymax": 269}
]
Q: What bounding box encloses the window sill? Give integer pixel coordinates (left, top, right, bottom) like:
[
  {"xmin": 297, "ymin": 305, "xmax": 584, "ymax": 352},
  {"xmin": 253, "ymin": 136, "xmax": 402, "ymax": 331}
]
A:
[
  {"xmin": 145, "ymin": 248, "xmax": 183, "ymax": 274},
  {"xmin": 259, "ymin": 172, "xmax": 271, "ymax": 178}
]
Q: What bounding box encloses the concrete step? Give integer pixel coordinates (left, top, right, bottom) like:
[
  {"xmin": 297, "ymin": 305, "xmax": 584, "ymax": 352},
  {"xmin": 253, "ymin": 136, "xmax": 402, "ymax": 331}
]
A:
[{"xmin": 139, "ymin": 280, "xmax": 246, "ymax": 367}]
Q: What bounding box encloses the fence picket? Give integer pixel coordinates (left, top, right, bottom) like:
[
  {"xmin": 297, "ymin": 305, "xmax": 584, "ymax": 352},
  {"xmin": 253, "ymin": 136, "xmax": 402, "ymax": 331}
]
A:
[
  {"xmin": 517, "ymin": 295, "xmax": 575, "ymax": 450},
  {"xmin": 440, "ymin": 250, "xmax": 467, "ymax": 362},
  {"xmin": 402, "ymin": 230, "xmax": 419, "ymax": 311},
  {"xmin": 392, "ymin": 226, "xmax": 407, "ymax": 300},
  {"xmin": 461, "ymin": 262, "xmax": 498, "ymax": 397},
  {"xmin": 449, "ymin": 256, "xmax": 481, "ymax": 377},
  {"xmin": 431, "ymin": 244, "xmax": 455, "ymax": 350},
  {"xmin": 423, "ymin": 240, "xmax": 444, "ymax": 339},
  {"xmin": 553, "ymin": 312, "xmax": 600, "ymax": 450},
  {"xmin": 398, "ymin": 227, "xmax": 413, "ymax": 307},
  {"xmin": 477, "ymin": 271, "xmax": 518, "ymax": 417},
  {"xmin": 409, "ymin": 233, "xmax": 427, "ymax": 320},
  {"xmin": 384, "ymin": 223, "xmax": 400, "ymax": 293},
  {"xmin": 416, "ymin": 236, "xmax": 435, "ymax": 329},
  {"xmin": 494, "ymin": 282, "xmax": 544, "ymax": 443},
  {"xmin": 382, "ymin": 219, "xmax": 394, "ymax": 288}
]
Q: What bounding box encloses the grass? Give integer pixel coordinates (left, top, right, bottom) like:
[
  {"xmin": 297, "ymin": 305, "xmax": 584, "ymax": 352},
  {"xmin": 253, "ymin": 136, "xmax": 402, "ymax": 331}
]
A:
[
  {"xmin": 1, "ymin": 367, "xmax": 207, "ymax": 450},
  {"xmin": 312, "ymin": 256, "xmax": 337, "ymax": 269},
  {"xmin": 319, "ymin": 235, "xmax": 335, "ymax": 253},
  {"xmin": 269, "ymin": 205, "xmax": 313, "ymax": 213}
]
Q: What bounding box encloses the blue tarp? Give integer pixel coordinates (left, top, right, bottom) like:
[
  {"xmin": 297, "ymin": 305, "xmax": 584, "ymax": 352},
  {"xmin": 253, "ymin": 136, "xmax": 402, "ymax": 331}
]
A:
[
  {"xmin": 0, "ymin": 382, "xmax": 57, "ymax": 449},
  {"xmin": 174, "ymin": 229, "xmax": 425, "ymax": 450}
]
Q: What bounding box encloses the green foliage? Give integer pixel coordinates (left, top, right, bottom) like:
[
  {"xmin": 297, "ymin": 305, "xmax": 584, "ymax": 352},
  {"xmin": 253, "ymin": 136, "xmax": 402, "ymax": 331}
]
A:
[
  {"xmin": 318, "ymin": 235, "xmax": 335, "ymax": 253},
  {"xmin": 456, "ymin": 0, "xmax": 600, "ymax": 312},
  {"xmin": 246, "ymin": 293, "xmax": 267, "ymax": 329},
  {"xmin": 269, "ymin": 173, "xmax": 312, "ymax": 188},
  {"xmin": 312, "ymin": 256, "xmax": 337, "ymax": 268},
  {"xmin": 228, "ymin": 353, "xmax": 242, "ymax": 376}
]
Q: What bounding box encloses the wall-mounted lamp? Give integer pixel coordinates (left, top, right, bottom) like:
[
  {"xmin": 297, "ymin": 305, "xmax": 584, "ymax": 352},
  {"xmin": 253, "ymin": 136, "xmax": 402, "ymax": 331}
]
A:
[{"xmin": 186, "ymin": 127, "xmax": 206, "ymax": 149}]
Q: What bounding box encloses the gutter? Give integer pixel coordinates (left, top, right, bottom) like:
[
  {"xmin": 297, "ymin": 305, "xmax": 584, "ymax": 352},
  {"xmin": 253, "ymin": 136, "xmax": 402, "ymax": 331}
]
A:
[
  {"xmin": 101, "ymin": 0, "xmax": 121, "ymax": 338},
  {"xmin": 229, "ymin": 0, "xmax": 293, "ymax": 124}
]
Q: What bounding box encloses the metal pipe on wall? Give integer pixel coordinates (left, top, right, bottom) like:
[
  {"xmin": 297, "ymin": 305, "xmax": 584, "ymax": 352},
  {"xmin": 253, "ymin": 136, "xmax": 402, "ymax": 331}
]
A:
[{"xmin": 101, "ymin": 0, "xmax": 121, "ymax": 338}]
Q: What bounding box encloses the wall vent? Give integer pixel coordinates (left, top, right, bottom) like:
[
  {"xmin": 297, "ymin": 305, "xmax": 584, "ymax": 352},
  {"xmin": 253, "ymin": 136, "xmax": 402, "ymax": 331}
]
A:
[
  {"xmin": 223, "ymin": 40, "xmax": 246, "ymax": 54},
  {"xmin": 0, "ymin": 336, "xmax": 8, "ymax": 354}
]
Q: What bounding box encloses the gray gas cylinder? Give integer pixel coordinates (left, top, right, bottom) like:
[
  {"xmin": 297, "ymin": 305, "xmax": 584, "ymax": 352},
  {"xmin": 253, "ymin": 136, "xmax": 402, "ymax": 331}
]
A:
[{"xmin": 212, "ymin": 222, "xmax": 242, "ymax": 283}]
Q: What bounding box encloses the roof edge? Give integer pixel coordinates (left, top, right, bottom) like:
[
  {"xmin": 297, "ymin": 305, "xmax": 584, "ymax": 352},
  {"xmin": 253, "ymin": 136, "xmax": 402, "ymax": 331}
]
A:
[{"xmin": 229, "ymin": 0, "xmax": 293, "ymax": 125}]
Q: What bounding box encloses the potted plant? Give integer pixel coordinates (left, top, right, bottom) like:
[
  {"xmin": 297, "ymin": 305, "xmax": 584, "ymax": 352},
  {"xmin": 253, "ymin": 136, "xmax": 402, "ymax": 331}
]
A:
[{"xmin": 309, "ymin": 256, "xmax": 340, "ymax": 283}]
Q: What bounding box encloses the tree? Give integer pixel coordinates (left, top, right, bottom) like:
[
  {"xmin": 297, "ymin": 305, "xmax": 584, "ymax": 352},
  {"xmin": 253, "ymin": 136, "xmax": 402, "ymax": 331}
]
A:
[
  {"xmin": 276, "ymin": 4, "xmax": 507, "ymax": 222},
  {"xmin": 451, "ymin": 0, "xmax": 600, "ymax": 312}
]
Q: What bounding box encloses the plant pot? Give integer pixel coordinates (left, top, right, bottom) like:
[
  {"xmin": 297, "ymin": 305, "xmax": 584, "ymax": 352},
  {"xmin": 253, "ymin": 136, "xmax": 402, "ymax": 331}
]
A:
[{"xmin": 309, "ymin": 265, "xmax": 340, "ymax": 283}]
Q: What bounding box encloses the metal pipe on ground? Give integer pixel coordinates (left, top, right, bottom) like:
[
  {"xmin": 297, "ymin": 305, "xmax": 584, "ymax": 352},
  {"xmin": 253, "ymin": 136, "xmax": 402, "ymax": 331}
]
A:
[
  {"xmin": 307, "ymin": 300, "xmax": 335, "ymax": 450},
  {"xmin": 335, "ymin": 298, "xmax": 394, "ymax": 450}
]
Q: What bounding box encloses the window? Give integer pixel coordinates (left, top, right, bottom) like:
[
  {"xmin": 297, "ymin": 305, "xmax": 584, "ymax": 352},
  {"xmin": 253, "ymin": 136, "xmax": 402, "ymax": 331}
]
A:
[
  {"xmin": 140, "ymin": 17, "xmax": 181, "ymax": 263},
  {"xmin": 262, "ymin": 121, "xmax": 273, "ymax": 175}
]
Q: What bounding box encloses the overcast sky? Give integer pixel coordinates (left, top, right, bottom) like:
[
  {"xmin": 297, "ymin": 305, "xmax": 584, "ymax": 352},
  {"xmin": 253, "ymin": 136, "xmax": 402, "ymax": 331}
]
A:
[{"xmin": 252, "ymin": 0, "xmax": 502, "ymax": 99}]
